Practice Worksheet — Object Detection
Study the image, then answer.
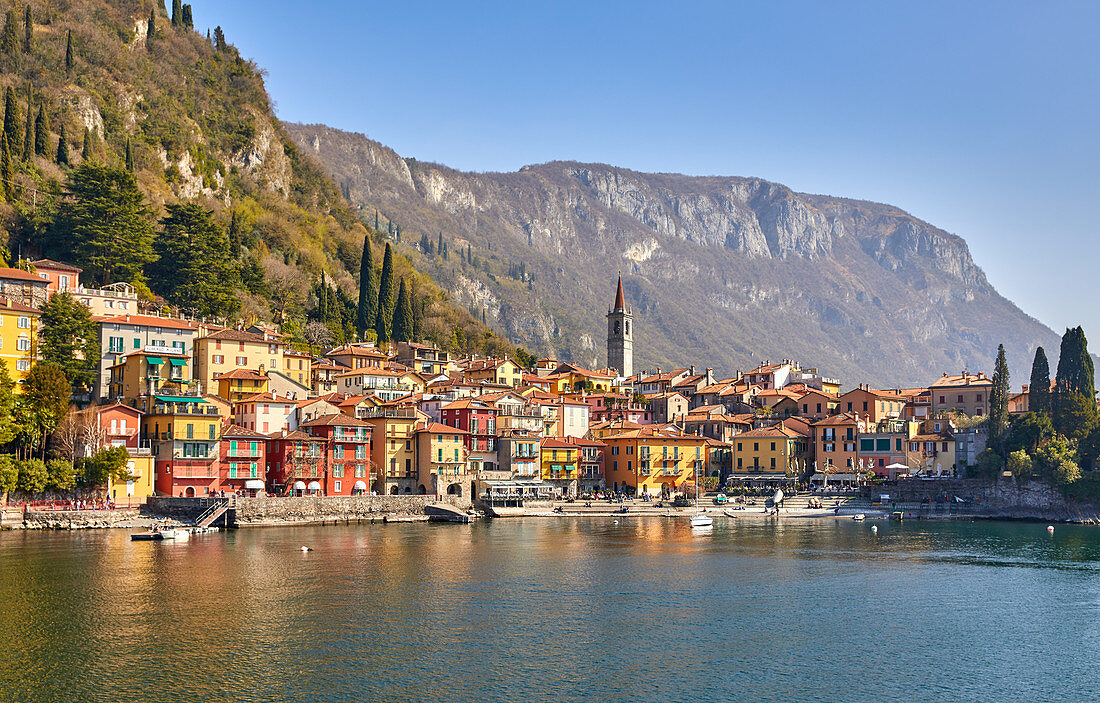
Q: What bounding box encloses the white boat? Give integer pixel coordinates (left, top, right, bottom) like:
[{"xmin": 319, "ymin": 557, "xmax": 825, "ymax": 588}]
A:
[
  {"xmin": 723, "ymin": 508, "xmax": 741, "ymax": 518},
  {"xmin": 688, "ymin": 457, "xmax": 712, "ymax": 527},
  {"xmin": 852, "ymin": 513, "xmax": 866, "ymax": 521}
]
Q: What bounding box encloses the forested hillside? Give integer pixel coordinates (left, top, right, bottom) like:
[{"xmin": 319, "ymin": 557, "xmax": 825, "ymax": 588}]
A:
[{"xmin": 0, "ymin": 0, "xmax": 524, "ymax": 359}]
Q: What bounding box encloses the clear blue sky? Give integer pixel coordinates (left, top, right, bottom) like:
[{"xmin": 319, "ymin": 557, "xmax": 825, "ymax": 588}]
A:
[{"xmin": 191, "ymin": 0, "xmax": 1099, "ymax": 353}]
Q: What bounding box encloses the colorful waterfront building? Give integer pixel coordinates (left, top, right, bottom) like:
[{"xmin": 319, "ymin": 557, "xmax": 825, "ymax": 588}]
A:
[
  {"xmin": 540, "ymin": 437, "xmax": 579, "ymax": 496},
  {"xmin": 137, "ymin": 394, "xmax": 223, "ymax": 497},
  {"xmin": 0, "ymin": 296, "xmax": 39, "ymax": 387},
  {"xmin": 361, "ymin": 404, "xmax": 424, "ymax": 495},
  {"xmin": 602, "ymin": 426, "xmax": 706, "ymax": 498},
  {"xmin": 300, "ymin": 414, "xmax": 373, "ymax": 496},
  {"xmin": 95, "ymin": 403, "xmax": 155, "ymax": 504},
  {"xmin": 266, "ymin": 430, "xmax": 327, "ymax": 495},
  {"xmin": 220, "ymin": 425, "xmax": 268, "ymax": 494},
  {"xmin": 108, "ymin": 349, "xmax": 193, "ymax": 403},
  {"xmin": 732, "ymin": 424, "xmax": 809, "ymax": 479},
  {"xmin": 214, "ymin": 368, "xmax": 270, "ymax": 403},
  {"xmin": 413, "ymin": 422, "xmax": 470, "ymax": 497}
]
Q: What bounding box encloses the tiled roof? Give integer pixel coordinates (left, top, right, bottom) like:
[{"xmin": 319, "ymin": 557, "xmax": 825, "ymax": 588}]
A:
[
  {"xmin": 203, "ymin": 328, "xmax": 266, "ymax": 343},
  {"xmin": 929, "ymin": 373, "xmax": 992, "ymax": 388},
  {"xmin": 737, "ymin": 424, "xmax": 807, "ymax": 439},
  {"xmin": 222, "ymin": 424, "xmax": 268, "ymax": 438},
  {"xmin": 32, "ymin": 258, "xmax": 82, "ymax": 273},
  {"xmin": 97, "ymin": 314, "xmax": 198, "ymax": 330},
  {"xmin": 236, "ymin": 392, "xmax": 294, "ymax": 404},
  {"xmin": 0, "ymin": 267, "xmax": 46, "ymax": 282},
  {"xmin": 300, "ymin": 413, "xmax": 372, "ymax": 428},
  {"xmin": 214, "ymin": 369, "xmax": 267, "ymax": 381},
  {"xmin": 418, "ymin": 422, "xmax": 467, "ymax": 434}
]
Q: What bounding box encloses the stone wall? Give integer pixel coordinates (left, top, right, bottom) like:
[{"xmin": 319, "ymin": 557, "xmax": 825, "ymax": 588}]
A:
[
  {"xmin": 20, "ymin": 509, "xmax": 142, "ymax": 530},
  {"xmin": 145, "ymin": 497, "xmax": 226, "ymax": 520},
  {"xmin": 232, "ymin": 494, "xmax": 470, "ymax": 526},
  {"xmin": 863, "ymin": 479, "xmax": 1100, "ymax": 522}
]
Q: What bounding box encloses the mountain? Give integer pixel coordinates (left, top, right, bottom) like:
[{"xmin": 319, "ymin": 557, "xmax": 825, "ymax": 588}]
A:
[
  {"xmin": 285, "ymin": 123, "xmax": 1058, "ymax": 387},
  {"xmin": 0, "ymin": 0, "xmax": 512, "ymax": 358}
]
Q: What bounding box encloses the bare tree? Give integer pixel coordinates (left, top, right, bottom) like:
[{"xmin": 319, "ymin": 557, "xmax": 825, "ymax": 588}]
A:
[{"xmin": 303, "ymin": 321, "xmax": 334, "ymax": 355}]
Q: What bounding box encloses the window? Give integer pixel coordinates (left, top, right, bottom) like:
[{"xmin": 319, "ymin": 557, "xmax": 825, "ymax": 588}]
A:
[
  {"xmin": 17, "ymin": 316, "xmax": 29, "ymax": 329},
  {"xmin": 229, "ymin": 462, "xmax": 237, "ymax": 479},
  {"xmin": 876, "ymin": 438, "xmax": 890, "ymax": 451},
  {"xmin": 133, "ymin": 338, "xmax": 141, "ymax": 349},
  {"xmin": 209, "ymin": 425, "xmax": 216, "ymax": 440},
  {"xmin": 957, "ymin": 395, "xmax": 964, "ymax": 403},
  {"xmin": 334, "ymin": 481, "xmax": 341, "ymax": 492},
  {"xmin": 976, "ymin": 394, "xmax": 983, "ymax": 402},
  {"xmin": 16, "ymin": 359, "xmax": 28, "ymax": 371},
  {"xmin": 860, "ymin": 438, "xmax": 874, "ymax": 452},
  {"xmin": 17, "ymin": 337, "xmax": 30, "ymax": 351},
  {"xmin": 816, "ymin": 403, "xmax": 822, "ymax": 413},
  {"xmin": 939, "ymin": 396, "xmax": 945, "ymax": 404},
  {"xmin": 236, "ymin": 356, "xmax": 247, "ymax": 366},
  {"xmin": 109, "ymin": 336, "xmax": 125, "ymax": 353},
  {"xmin": 186, "ymin": 424, "xmax": 194, "ymax": 439},
  {"xmin": 770, "ymin": 442, "xmax": 776, "ymax": 451}
]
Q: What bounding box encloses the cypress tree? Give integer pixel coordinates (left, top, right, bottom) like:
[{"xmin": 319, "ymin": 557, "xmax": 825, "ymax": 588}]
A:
[
  {"xmin": 55, "ymin": 123, "xmax": 68, "ymax": 165},
  {"xmin": 147, "ymin": 9, "xmax": 156, "ymax": 48},
  {"xmin": 228, "ymin": 211, "xmax": 241, "ymax": 258},
  {"xmin": 988, "ymin": 344, "xmax": 1010, "ymax": 452},
  {"xmin": 64, "ymin": 30, "xmax": 73, "ymax": 71},
  {"xmin": 1029, "ymin": 346, "xmax": 1051, "ymax": 414},
  {"xmin": 373, "ymin": 243, "xmax": 395, "ymax": 342},
  {"xmin": 0, "ymin": 134, "xmax": 11, "ymax": 202},
  {"xmin": 2, "ymin": 87, "xmax": 20, "ymax": 160},
  {"xmin": 81, "ymin": 128, "xmax": 92, "ymax": 161},
  {"xmin": 213, "ymin": 26, "xmax": 226, "ymax": 52},
  {"xmin": 392, "ymin": 278, "xmax": 412, "ymax": 342},
  {"xmin": 373, "ymin": 210, "xmax": 378, "ymax": 231},
  {"xmin": 1053, "ymin": 326, "xmax": 1098, "ymax": 437},
  {"xmin": 21, "ymin": 93, "xmax": 31, "ymax": 161},
  {"xmin": 182, "ymin": 4, "xmax": 193, "ymax": 30},
  {"xmin": 172, "ymin": 0, "xmax": 182, "ymax": 27},
  {"xmin": 33, "ymin": 106, "xmax": 46, "ymax": 156},
  {"xmin": 124, "ymin": 137, "xmax": 134, "ymax": 172},
  {"xmin": 357, "ymin": 235, "xmax": 376, "ymax": 338},
  {"xmin": 437, "ymin": 232, "xmax": 443, "ymax": 256},
  {"xmin": 22, "ymin": 6, "xmax": 31, "ymax": 54},
  {"xmin": 0, "ymin": 11, "xmax": 17, "ymax": 56}
]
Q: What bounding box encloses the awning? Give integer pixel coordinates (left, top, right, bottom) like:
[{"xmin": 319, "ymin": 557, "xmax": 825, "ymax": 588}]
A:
[
  {"xmin": 145, "ymin": 356, "xmax": 164, "ymax": 365},
  {"xmin": 154, "ymin": 395, "xmax": 208, "ymax": 403},
  {"xmin": 353, "ymin": 480, "xmax": 367, "ymax": 490},
  {"xmin": 293, "ymin": 481, "xmax": 306, "ymax": 490},
  {"xmin": 307, "ymin": 481, "xmax": 322, "ymax": 490},
  {"xmin": 245, "ymin": 479, "xmax": 265, "ymax": 490},
  {"xmin": 169, "ymin": 358, "xmax": 187, "ymax": 367}
]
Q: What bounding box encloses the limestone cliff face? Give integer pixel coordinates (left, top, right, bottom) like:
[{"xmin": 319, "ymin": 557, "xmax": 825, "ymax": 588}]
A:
[{"xmin": 286, "ymin": 123, "xmax": 1058, "ymax": 386}]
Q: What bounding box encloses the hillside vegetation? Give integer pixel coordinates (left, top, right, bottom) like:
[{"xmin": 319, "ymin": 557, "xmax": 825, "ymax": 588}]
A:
[{"xmin": 0, "ymin": 0, "xmax": 521, "ymax": 358}]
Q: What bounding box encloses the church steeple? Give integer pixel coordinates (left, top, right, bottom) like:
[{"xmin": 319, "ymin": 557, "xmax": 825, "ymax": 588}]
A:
[{"xmin": 607, "ymin": 272, "xmax": 633, "ymax": 378}]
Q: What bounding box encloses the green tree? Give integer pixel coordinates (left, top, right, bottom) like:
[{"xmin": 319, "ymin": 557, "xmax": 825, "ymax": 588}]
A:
[
  {"xmin": 33, "ymin": 105, "xmax": 46, "ymax": 155},
  {"xmin": 213, "ymin": 26, "xmax": 226, "ymax": 51},
  {"xmin": 227, "ymin": 211, "xmax": 241, "ymax": 258},
  {"xmin": 373, "ymin": 242, "xmax": 395, "ymax": 342},
  {"xmin": 1034, "ymin": 434, "xmax": 1080, "ymax": 485},
  {"xmin": 0, "ymin": 11, "xmax": 17, "ymax": 57},
  {"xmin": 124, "ymin": 137, "xmax": 134, "ymax": 172},
  {"xmin": 1005, "ymin": 412, "xmax": 1053, "ymax": 455},
  {"xmin": 1081, "ymin": 423, "xmax": 1100, "ymax": 473},
  {"xmin": 1029, "ymin": 346, "xmax": 1051, "ymax": 414},
  {"xmin": 22, "ymin": 363, "xmax": 71, "ymax": 443},
  {"xmin": 988, "ymin": 344, "xmax": 1010, "ymax": 452},
  {"xmin": 55, "ymin": 122, "xmax": 68, "ymax": 165},
  {"xmin": 150, "ymin": 203, "xmax": 240, "ymax": 317},
  {"xmin": 39, "ymin": 292, "xmax": 99, "ymax": 392},
  {"xmin": 0, "ymin": 454, "xmax": 16, "ymax": 500},
  {"xmin": 64, "ymin": 29, "xmax": 73, "ymax": 71},
  {"xmin": 81, "ymin": 446, "xmax": 131, "ymax": 487},
  {"xmin": 3, "ymin": 86, "xmax": 21, "ymax": 159},
  {"xmin": 182, "ymin": 4, "xmax": 193, "ymax": 30},
  {"xmin": 1053, "ymin": 326, "xmax": 1098, "ymax": 438},
  {"xmin": 172, "ymin": 0, "xmax": 183, "ymax": 27},
  {"xmin": 17, "ymin": 458, "xmax": 48, "ymax": 494},
  {"xmin": 53, "ymin": 164, "xmax": 155, "ymax": 285},
  {"xmin": 357, "ymin": 235, "xmax": 376, "ymax": 338},
  {"xmin": 1006, "ymin": 449, "xmax": 1033, "ymax": 481},
  {"xmin": 147, "ymin": 8, "xmax": 156, "ymax": 47},
  {"xmin": 392, "ymin": 278, "xmax": 412, "ymax": 342},
  {"xmin": 46, "ymin": 458, "xmax": 76, "ymax": 491},
  {"xmin": 0, "ymin": 133, "xmax": 11, "ymax": 202},
  {"xmin": 0, "ymin": 362, "xmax": 15, "ymax": 446},
  {"xmin": 21, "ymin": 91, "xmax": 31, "ymax": 160},
  {"xmin": 22, "ymin": 5, "xmax": 32, "ymax": 53},
  {"xmin": 80, "ymin": 127, "xmax": 92, "ymax": 161}
]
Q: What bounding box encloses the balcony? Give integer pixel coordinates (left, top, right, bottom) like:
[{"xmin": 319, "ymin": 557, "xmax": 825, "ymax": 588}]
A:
[
  {"xmin": 150, "ymin": 403, "xmax": 219, "ymax": 417},
  {"xmin": 170, "ymin": 464, "xmax": 218, "ymax": 478},
  {"xmin": 360, "ymin": 406, "xmax": 417, "ymax": 419}
]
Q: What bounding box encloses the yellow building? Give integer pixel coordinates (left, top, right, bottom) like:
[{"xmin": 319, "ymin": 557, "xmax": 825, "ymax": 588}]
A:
[
  {"xmin": 136, "ymin": 395, "xmax": 223, "ymax": 497},
  {"xmin": 0, "ymin": 296, "xmax": 39, "ymax": 387},
  {"xmin": 193, "ymin": 328, "xmax": 284, "ymax": 396},
  {"xmin": 361, "ymin": 405, "xmax": 425, "ymax": 494},
  {"xmin": 413, "ymin": 422, "xmax": 470, "ymax": 497},
  {"xmin": 462, "ymin": 357, "xmax": 523, "ymax": 387},
  {"xmin": 106, "ymin": 454, "xmax": 155, "ymax": 504},
  {"xmin": 214, "ymin": 368, "xmax": 270, "ymax": 403},
  {"xmin": 602, "ymin": 427, "xmax": 706, "ymax": 498},
  {"xmin": 732, "ymin": 424, "xmax": 809, "ymax": 477},
  {"xmin": 282, "ymin": 350, "xmax": 313, "ymax": 388},
  {"xmin": 540, "ymin": 438, "xmax": 578, "ymax": 482},
  {"xmin": 108, "ymin": 350, "xmax": 192, "ymax": 402}
]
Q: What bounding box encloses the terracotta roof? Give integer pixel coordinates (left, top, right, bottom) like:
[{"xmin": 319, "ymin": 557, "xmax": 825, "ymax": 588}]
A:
[
  {"xmin": 736, "ymin": 424, "xmax": 807, "ymax": 439},
  {"xmin": 300, "ymin": 413, "xmax": 372, "ymax": 428},
  {"xmin": 541, "ymin": 437, "xmax": 577, "ymax": 449},
  {"xmin": 813, "ymin": 412, "xmax": 862, "ymax": 427},
  {"xmin": 32, "ymin": 258, "xmax": 83, "ymax": 273},
  {"xmin": 96, "ymin": 314, "xmax": 199, "ymax": 330},
  {"xmin": 0, "ymin": 296, "xmax": 42, "ymax": 314},
  {"xmin": 441, "ymin": 398, "xmax": 495, "ymax": 411},
  {"xmin": 929, "ymin": 373, "xmax": 992, "ymax": 388},
  {"xmin": 326, "ymin": 344, "xmax": 388, "ymax": 358},
  {"xmin": 0, "ymin": 267, "xmax": 46, "ymax": 282},
  {"xmin": 418, "ymin": 422, "xmax": 467, "ymax": 434},
  {"xmin": 214, "ymin": 369, "xmax": 267, "ymax": 381},
  {"xmin": 222, "ymin": 424, "xmax": 268, "ymax": 438},
  {"xmin": 295, "ymin": 397, "xmax": 338, "ymax": 408},
  {"xmin": 268, "ymin": 430, "xmax": 314, "ymax": 441},
  {"xmin": 236, "ymin": 392, "xmax": 294, "ymax": 404},
  {"xmin": 203, "ymin": 328, "xmax": 267, "ymax": 343},
  {"xmin": 334, "ymin": 368, "xmax": 404, "ymax": 379}
]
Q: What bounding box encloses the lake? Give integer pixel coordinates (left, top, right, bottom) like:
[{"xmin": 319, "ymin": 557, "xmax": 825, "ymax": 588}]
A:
[{"xmin": 1, "ymin": 517, "xmax": 1098, "ymax": 702}]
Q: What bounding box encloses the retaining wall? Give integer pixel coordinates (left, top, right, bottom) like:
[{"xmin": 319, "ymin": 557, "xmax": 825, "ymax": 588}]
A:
[
  {"xmin": 20, "ymin": 509, "xmax": 143, "ymax": 530},
  {"xmin": 862, "ymin": 479, "xmax": 1100, "ymax": 522},
  {"xmin": 232, "ymin": 494, "xmax": 470, "ymax": 526}
]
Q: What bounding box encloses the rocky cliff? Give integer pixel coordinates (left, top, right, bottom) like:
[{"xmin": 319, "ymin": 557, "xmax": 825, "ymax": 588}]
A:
[{"xmin": 287, "ymin": 123, "xmax": 1058, "ymax": 387}]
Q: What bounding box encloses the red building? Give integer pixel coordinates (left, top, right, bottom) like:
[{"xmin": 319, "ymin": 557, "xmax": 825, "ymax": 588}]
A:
[
  {"xmin": 440, "ymin": 398, "xmax": 499, "ymax": 472},
  {"xmin": 299, "ymin": 413, "xmax": 373, "ymax": 495},
  {"xmin": 95, "ymin": 403, "xmax": 145, "ymax": 451},
  {"xmin": 265, "ymin": 430, "xmax": 327, "ymax": 495},
  {"xmin": 220, "ymin": 424, "xmax": 268, "ymax": 494}
]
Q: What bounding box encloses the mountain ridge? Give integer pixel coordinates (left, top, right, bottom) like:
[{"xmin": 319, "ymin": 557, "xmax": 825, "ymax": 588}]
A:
[{"xmin": 287, "ymin": 121, "xmax": 1057, "ymax": 387}]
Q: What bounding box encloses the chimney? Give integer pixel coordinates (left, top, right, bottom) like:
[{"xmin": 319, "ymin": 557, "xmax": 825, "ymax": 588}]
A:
[
  {"xmin": 705, "ymin": 368, "xmax": 714, "ymax": 384},
  {"xmin": 690, "ymin": 365, "xmax": 696, "ymax": 376}
]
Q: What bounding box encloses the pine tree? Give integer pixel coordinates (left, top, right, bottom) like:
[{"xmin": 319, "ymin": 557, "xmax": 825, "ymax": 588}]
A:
[
  {"xmin": 3, "ymin": 87, "xmax": 20, "ymax": 160},
  {"xmin": 228, "ymin": 211, "xmax": 241, "ymax": 258},
  {"xmin": 21, "ymin": 92, "xmax": 31, "ymax": 161},
  {"xmin": 22, "ymin": 5, "xmax": 31, "ymax": 54},
  {"xmin": 33, "ymin": 105, "xmax": 46, "ymax": 155},
  {"xmin": 64, "ymin": 30, "xmax": 73, "ymax": 71},
  {"xmin": 437, "ymin": 232, "xmax": 443, "ymax": 256},
  {"xmin": 1029, "ymin": 346, "xmax": 1051, "ymax": 414},
  {"xmin": 147, "ymin": 9, "xmax": 156, "ymax": 48},
  {"xmin": 182, "ymin": 4, "xmax": 193, "ymax": 30},
  {"xmin": 172, "ymin": 0, "xmax": 182, "ymax": 27},
  {"xmin": 55, "ymin": 123, "xmax": 68, "ymax": 165},
  {"xmin": 988, "ymin": 344, "xmax": 1010, "ymax": 452},
  {"xmin": 357, "ymin": 235, "xmax": 376, "ymax": 339},
  {"xmin": 124, "ymin": 138, "xmax": 134, "ymax": 172},
  {"xmin": 150, "ymin": 203, "xmax": 241, "ymax": 317},
  {"xmin": 0, "ymin": 11, "xmax": 17, "ymax": 57},
  {"xmin": 392, "ymin": 278, "xmax": 412, "ymax": 342},
  {"xmin": 213, "ymin": 26, "xmax": 226, "ymax": 52},
  {"xmin": 81, "ymin": 128, "xmax": 92, "ymax": 161},
  {"xmin": 373, "ymin": 243, "xmax": 395, "ymax": 342},
  {"xmin": 0, "ymin": 134, "xmax": 11, "ymax": 202}
]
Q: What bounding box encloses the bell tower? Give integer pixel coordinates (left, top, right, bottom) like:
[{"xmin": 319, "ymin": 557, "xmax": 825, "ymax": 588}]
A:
[{"xmin": 607, "ymin": 273, "xmax": 633, "ymax": 378}]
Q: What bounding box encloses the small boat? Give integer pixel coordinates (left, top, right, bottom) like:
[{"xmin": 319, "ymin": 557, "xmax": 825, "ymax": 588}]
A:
[
  {"xmin": 852, "ymin": 514, "xmax": 866, "ymax": 521},
  {"xmin": 723, "ymin": 508, "xmax": 741, "ymax": 518},
  {"xmin": 690, "ymin": 514, "xmax": 713, "ymax": 527},
  {"xmin": 131, "ymin": 527, "xmax": 182, "ymax": 541}
]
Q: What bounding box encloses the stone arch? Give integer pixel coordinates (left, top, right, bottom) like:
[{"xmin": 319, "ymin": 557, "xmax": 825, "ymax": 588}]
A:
[
  {"xmin": 389, "ymin": 485, "xmax": 399, "ymax": 495},
  {"xmin": 447, "ymin": 484, "xmax": 462, "ymax": 496},
  {"xmin": 418, "ymin": 484, "xmax": 427, "ymax": 494}
]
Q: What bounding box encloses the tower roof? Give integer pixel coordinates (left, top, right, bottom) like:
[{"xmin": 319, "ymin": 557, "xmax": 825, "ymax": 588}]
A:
[{"xmin": 613, "ymin": 274, "xmax": 625, "ymax": 311}]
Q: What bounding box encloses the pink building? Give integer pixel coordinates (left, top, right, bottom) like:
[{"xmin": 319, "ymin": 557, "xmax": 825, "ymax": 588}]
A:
[{"xmin": 235, "ymin": 392, "xmax": 297, "ymax": 435}]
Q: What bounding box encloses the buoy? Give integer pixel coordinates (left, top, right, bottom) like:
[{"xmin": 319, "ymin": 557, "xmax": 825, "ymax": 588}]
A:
[
  {"xmin": 301, "ymin": 546, "xmax": 312, "ymax": 551},
  {"xmin": 613, "ymin": 520, "xmax": 619, "ymax": 524},
  {"xmin": 871, "ymin": 525, "xmax": 878, "ymax": 533},
  {"xmin": 1047, "ymin": 526, "xmax": 1055, "ymax": 533}
]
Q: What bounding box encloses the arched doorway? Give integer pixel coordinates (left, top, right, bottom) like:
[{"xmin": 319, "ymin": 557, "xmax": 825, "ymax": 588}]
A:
[
  {"xmin": 418, "ymin": 485, "xmax": 427, "ymax": 494},
  {"xmin": 447, "ymin": 484, "xmax": 462, "ymax": 496},
  {"xmin": 389, "ymin": 486, "xmax": 398, "ymax": 495},
  {"xmin": 185, "ymin": 486, "xmax": 195, "ymax": 497}
]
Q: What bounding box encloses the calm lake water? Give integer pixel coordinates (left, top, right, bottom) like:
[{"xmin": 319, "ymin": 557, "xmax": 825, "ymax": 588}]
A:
[{"xmin": 2, "ymin": 517, "xmax": 1099, "ymax": 702}]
